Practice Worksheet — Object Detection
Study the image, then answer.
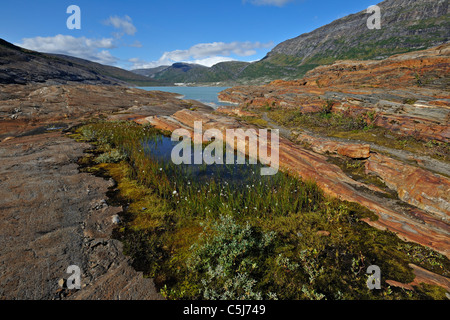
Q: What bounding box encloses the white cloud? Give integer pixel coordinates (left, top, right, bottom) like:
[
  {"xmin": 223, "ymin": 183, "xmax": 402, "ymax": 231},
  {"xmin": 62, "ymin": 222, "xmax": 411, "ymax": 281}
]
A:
[
  {"xmin": 245, "ymin": 0, "xmax": 294, "ymax": 7},
  {"xmin": 129, "ymin": 41, "xmax": 273, "ymax": 69},
  {"xmin": 16, "ymin": 34, "xmax": 119, "ymax": 65},
  {"xmin": 103, "ymin": 15, "xmax": 137, "ymax": 36},
  {"xmin": 15, "ymin": 15, "xmax": 139, "ymax": 67},
  {"xmin": 94, "ymin": 50, "xmax": 119, "ymax": 66}
]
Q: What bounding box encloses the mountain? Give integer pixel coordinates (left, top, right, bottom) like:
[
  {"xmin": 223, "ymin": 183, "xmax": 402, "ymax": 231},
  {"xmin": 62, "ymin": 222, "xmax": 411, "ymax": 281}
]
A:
[
  {"xmin": 132, "ymin": 65, "xmax": 170, "ymax": 78},
  {"xmin": 133, "ymin": 61, "xmax": 251, "ymax": 84},
  {"xmin": 245, "ymin": 0, "xmax": 449, "ymax": 81},
  {"xmin": 0, "ymin": 39, "xmax": 164, "ymax": 86},
  {"xmin": 134, "ymin": 0, "xmax": 449, "ymax": 85},
  {"xmin": 47, "ymin": 54, "xmax": 167, "ymax": 86},
  {"xmin": 152, "ymin": 63, "xmax": 210, "ymax": 83}
]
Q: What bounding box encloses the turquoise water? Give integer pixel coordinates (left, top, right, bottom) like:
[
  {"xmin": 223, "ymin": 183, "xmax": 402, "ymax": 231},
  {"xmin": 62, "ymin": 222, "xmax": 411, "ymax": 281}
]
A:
[{"xmin": 138, "ymin": 86, "xmax": 232, "ymax": 109}]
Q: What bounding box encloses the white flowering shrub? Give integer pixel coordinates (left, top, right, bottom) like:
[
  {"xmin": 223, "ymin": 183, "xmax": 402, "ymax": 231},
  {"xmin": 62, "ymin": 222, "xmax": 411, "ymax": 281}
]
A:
[{"xmin": 187, "ymin": 215, "xmax": 276, "ymax": 300}]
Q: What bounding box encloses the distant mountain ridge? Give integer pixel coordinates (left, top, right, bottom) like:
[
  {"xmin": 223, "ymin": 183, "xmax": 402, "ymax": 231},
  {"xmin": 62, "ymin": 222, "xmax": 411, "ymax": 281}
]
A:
[
  {"xmin": 132, "ymin": 65, "xmax": 170, "ymax": 78},
  {"xmin": 133, "ymin": 0, "xmax": 449, "ymax": 85},
  {"xmin": 149, "ymin": 61, "xmax": 251, "ymax": 84},
  {"xmin": 0, "ymin": 39, "xmax": 165, "ymax": 86}
]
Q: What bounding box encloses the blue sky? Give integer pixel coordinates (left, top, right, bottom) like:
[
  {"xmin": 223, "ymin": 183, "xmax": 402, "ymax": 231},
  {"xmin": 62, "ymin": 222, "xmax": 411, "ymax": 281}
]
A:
[{"xmin": 0, "ymin": 0, "xmax": 378, "ymax": 69}]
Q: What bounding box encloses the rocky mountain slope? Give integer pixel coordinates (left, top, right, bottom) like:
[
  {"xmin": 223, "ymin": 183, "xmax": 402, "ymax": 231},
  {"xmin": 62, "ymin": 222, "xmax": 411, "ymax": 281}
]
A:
[
  {"xmin": 270, "ymin": 0, "xmax": 449, "ymax": 61},
  {"xmin": 132, "ymin": 65, "xmax": 170, "ymax": 78},
  {"xmin": 0, "ymin": 47, "xmax": 448, "ymax": 298},
  {"xmin": 47, "ymin": 53, "xmax": 167, "ymax": 86},
  {"xmin": 247, "ymin": 0, "xmax": 449, "ymax": 81},
  {"xmin": 0, "ymin": 39, "xmax": 163, "ymax": 86}
]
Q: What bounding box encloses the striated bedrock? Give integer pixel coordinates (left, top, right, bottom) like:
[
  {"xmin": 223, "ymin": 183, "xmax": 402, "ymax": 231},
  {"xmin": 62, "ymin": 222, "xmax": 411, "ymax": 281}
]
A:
[
  {"xmin": 0, "ymin": 131, "xmax": 162, "ymax": 300},
  {"xmin": 0, "ymin": 84, "xmax": 212, "ymax": 139},
  {"xmin": 291, "ymin": 131, "xmax": 450, "ymax": 223},
  {"xmin": 366, "ymin": 153, "xmax": 450, "ymax": 222},
  {"xmin": 294, "ymin": 132, "xmax": 371, "ymax": 159},
  {"xmin": 218, "ymin": 44, "xmax": 450, "ymax": 142},
  {"xmin": 140, "ymin": 109, "xmax": 450, "ymax": 258},
  {"xmin": 300, "ymin": 44, "xmax": 450, "ymax": 90},
  {"xmin": 0, "ymin": 38, "xmax": 162, "ymax": 86}
]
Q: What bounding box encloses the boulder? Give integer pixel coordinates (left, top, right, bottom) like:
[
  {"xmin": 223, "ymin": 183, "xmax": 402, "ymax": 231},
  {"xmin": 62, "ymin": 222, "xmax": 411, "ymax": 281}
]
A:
[{"xmin": 366, "ymin": 153, "xmax": 450, "ymax": 222}]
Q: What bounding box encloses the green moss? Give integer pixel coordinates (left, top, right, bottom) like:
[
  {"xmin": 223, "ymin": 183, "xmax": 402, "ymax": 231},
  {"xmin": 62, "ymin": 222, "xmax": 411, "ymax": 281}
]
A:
[
  {"xmin": 239, "ymin": 54, "xmax": 318, "ymax": 80},
  {"xmin": 326, "ymin": 157, "xmax": 397, "ymax": 199},
  {"xmin": 414, "ymin": 283, "xmax": 448, "ymax": 300},
  {"xmin": 403, "ymin": 98, "xmax": 418, "ymax": 105},
  {"xmin": 237, "ymin": 116, "xmax": 269, "ymax": 128},
  {"xmin": 94, "ymin": 148, "xmax": 127, "ymax": 164}
]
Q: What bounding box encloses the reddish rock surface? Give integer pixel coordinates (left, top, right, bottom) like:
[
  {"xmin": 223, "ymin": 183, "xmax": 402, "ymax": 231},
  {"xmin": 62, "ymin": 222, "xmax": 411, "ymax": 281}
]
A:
[
  {"xmin": 0, "ymin": 84, "xmax": 212, "ymax": 139},
  {"xmin": 218, "ymin": 44, "xmax": 450, "ymax": 143},
  {"xmin": 294, "ymin": 132, "xmax": 371, "ymax": 159},
  {"xmin": 0, "ymin": 132, "xmax": 162, "ymax": 299},
  {"xmin": 366, "ymin": 153, "xmax": 450, "ymax": 222}
]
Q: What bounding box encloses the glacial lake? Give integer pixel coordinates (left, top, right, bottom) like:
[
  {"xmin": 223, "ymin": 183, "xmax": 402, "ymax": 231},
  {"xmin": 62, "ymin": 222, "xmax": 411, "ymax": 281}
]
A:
[{"xmin": 138, "ymin": 86, "xmax": 232, "ymax": 109}]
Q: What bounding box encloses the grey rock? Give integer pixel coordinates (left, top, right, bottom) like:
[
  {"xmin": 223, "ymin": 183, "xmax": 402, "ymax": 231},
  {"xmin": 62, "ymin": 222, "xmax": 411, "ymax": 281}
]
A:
[{"xmin": 111, "ymin": 215, "xmax": 121, "ymax": 225}]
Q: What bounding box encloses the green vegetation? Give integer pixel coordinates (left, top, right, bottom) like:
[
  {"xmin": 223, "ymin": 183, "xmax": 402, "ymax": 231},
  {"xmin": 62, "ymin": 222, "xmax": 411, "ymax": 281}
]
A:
[
  {"xmin": 326, "ymin": 156, "xmax": 397, "ymax": 199},
  {"xmin": 265, "ymin": 108, "xmax": 450, "ymax": 162},
  {"xmin": 73, "ymin": 120, "xmax": 449, "ymax": 300},
  {"xmin": 94, "ymin": 148, "xmax": 127, "ymax": 164},
  {"xmin": 321, "ymin": 99, "xmax": 335, "ymax": 115},
  {"xmin": 236, "ymin": 115, "xmax": 269, "ymax": 128},
  {"xmin": 186, "ymin": 215, "xmax": 277, "ymax": 300},
  {"xmin": 239, "ymin": 54, "xmax": 318, "ymax": 81},
  {"xmin": 267, "ymin": 108, "xmax": 371, "ymax": 133},
  {"xmin": 149, "ymin": 56, "xmax": 318, "ymax": 84}
]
